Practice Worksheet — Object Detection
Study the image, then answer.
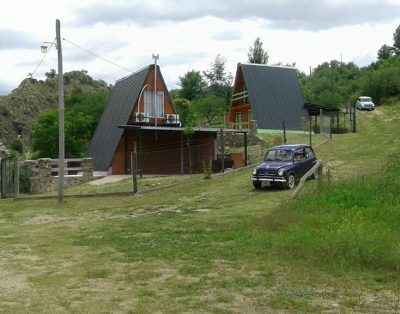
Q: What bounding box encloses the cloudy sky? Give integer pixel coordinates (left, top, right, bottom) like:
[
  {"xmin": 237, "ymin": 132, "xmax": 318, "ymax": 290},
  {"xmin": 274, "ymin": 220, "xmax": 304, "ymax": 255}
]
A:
[{"xmin": 1, "ymin": 0, "xmax": 399, "ymax": 95}]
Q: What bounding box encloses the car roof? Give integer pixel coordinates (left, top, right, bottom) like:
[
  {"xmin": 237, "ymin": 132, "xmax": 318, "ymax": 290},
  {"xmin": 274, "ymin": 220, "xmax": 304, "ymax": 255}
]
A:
[{"xmin": 270, "ymin": 144, "xmax": 310, "ymax": 150}]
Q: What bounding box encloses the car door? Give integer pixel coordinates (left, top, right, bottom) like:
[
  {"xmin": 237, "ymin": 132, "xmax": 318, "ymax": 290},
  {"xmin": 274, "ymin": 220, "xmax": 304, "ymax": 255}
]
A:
[
  {"xmin": 293, "ymin": 149, "xmax": 306, "ymax": 178},
  {"xmin": 303, "ymin": 147, "xmax": 317, "ymax": 174}
]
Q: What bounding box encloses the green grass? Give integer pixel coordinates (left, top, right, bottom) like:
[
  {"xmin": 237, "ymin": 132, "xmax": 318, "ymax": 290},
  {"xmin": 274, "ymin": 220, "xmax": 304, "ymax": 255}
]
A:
[
  {"xmin": 41, "ymin": 174, "xmax": 203, "ymax": 196},
  {"xmin": 264, "ymin": 155, "xmax": 400, "ymax": 272},
  {"xmin": 0, "ymin": 106, "xmax": 400, "ymax": 312}
]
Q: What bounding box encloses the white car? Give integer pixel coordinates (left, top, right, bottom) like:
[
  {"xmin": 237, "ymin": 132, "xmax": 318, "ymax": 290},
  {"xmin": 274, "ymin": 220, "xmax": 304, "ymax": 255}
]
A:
[{"xmin": 356, "ymin": 96, "xmax": 375, "ymax": 111}]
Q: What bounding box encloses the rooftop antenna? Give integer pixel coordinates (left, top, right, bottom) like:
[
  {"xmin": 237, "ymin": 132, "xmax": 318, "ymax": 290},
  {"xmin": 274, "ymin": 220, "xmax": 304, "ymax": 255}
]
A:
[
  {"xmin": 152, "ymin": 53, "xmax": 159, "ymax": 127},
  {"xmin": 152, "ymin": 53, "xmax": 159, "ymax": 140}
]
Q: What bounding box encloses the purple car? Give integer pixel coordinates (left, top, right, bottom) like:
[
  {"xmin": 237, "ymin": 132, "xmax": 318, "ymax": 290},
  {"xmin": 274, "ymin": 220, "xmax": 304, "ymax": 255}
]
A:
[{"xmin": 251, "ymin": 144, "xmax": 318, "ymax": 189}]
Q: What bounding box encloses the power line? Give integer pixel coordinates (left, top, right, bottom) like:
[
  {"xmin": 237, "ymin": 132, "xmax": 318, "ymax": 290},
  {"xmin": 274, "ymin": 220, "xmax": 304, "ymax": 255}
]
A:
[
  {"xmin": 62, "ymin": 37, "xmax": 134, "ymax": 73},
  {"xmin": 29, "ymin": 42, "xmax": 55, "ymax": 78}
]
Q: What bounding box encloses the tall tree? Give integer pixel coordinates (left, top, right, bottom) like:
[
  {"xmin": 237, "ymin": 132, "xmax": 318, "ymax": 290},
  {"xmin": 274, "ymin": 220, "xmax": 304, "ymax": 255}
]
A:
[
  {"xmin": 203, "ymin": 54, "xmax": 233, "ymax": 103},
  {"xmin": 377, "ymin": 44, "xmax": 395, "ymax": 61},
  {"xmin": 393, "ymin": 24, "xmax": 400, "ymax": 55},
  {"xmin": 178, "ymin": 70, "xmax": 206, "ymax": 101},
  {"xmin": 248, "ymin": 37, "xmax": 269, "ymax": 64}
]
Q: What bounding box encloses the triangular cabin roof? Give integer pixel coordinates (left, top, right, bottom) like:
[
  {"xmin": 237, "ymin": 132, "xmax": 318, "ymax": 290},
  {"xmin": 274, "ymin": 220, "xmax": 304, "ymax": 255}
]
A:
[
  {"xmin": 87, "ymin": 64, "xmax": 173, "ymax": 171},
  {"xmin": 233, "ymin": 63, "xmax": 307, "ymax": 130}
]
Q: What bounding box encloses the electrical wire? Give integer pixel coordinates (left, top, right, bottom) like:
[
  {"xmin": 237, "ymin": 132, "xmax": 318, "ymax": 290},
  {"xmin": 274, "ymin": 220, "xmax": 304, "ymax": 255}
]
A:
[
  {"xmin": 62, "ymin": 37, "xmax": 134, "ymax": 73},
  {"xmin": 29, "ymin": 41, "xmax": 55, "ymax": 78}
]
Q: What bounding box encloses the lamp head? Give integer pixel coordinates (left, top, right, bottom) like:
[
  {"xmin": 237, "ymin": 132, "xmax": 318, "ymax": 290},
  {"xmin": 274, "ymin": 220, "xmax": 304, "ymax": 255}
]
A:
[{"xmin": 41, "ymin": 45, "xmax": 48, "ymax": 53}]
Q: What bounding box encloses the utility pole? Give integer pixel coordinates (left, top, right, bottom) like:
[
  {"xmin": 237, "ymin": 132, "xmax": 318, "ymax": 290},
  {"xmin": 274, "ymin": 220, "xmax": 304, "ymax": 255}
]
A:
[{"xmin": 56, "ymin": 19, "xmax": 65, "ymax": 203}]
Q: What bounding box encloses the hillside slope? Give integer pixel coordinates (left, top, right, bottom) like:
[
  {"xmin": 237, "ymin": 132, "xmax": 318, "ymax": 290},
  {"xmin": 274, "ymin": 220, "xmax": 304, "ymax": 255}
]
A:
[
  {"xmin": 0, "ymin": 105, "xmax": 399, "ymax": 312},
  {"xmin": 0, "ymin": 71, "xmax": 110, "ymax": 151}
]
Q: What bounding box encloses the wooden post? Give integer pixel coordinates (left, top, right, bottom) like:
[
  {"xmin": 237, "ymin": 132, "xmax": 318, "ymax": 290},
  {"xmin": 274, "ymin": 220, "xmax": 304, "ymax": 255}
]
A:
[
  {"xmin": 244, "ymin": 131, "xmax": 248, "ymax": 167},
  {"xmin": 0, "ymin": 158, "xmax": 5, "ymax": 199},
  {"xmin": 289, "ymin": 160, "xmax": 322, "ymax": 200},
  {"xmin": 180, "ymin": 132, "xmax": 184, "ymax": 175},
  {"xmin": 138, "ymin": 129, "xmax": 143, "ymax": 178},
  {"xmin": 220, "ymin": 128, "xmax": 225, "ymax": 173},
  {"xmin": 13, "ymin": 153, "xmax": 19, "ymax": 199},
  {"xmin": 187, "ymin": 137, "xmax": 192, "ymax": 176},
  {"xmin": 317, "ymin": 162, "xmax": 323, "ymax": 186},
  {"xmin": 283, "ymin": 120, "xmax": 287, "ymax": 144},
  {"xmin": 131, "ymin": 142, "xmax": 138, "ymax": 194}
]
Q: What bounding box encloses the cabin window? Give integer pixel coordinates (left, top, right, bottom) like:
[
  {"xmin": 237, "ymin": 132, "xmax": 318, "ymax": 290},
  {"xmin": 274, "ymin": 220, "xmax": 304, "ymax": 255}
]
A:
[{"xmin": 144, "ymin": 90, "xmax": 164, "ymax": 118}]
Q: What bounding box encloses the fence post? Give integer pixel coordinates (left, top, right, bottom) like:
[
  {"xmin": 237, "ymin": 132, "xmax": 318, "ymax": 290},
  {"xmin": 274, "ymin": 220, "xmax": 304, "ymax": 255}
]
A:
[
  {"xmin": 131, "ymin": 142, "xmax": 138, "ymax": 194},
  {"xmin": 0, "ymin": 158, "xmax": 5, "ymax": 199},
  {"xmin": 220, "ymin": 128, "xmax": 225, "ymax": 173},
  {"xmin": 289, "ymin": 160, "xmax": 321, "ymax": 200},
  {"xmin": 13, "ymin": 153, "xmax": 19, "ymax": 199},
  {"xmin": 283, "ymin": 120, "xmax": 287, "ymax": 144}
]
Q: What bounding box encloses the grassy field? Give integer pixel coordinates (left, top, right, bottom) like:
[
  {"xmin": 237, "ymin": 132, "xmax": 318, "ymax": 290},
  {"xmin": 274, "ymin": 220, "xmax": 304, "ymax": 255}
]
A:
[{"xmin": 0, "ymin": 107, "xmax": 399, "ymax": 313}]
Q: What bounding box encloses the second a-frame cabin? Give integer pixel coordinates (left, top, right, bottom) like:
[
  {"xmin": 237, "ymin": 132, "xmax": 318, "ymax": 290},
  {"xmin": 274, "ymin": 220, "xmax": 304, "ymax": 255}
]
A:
[
  {"xmin": 228, "ymin": 63, "xmax": 308, "ymax": 132},
  {"xmin": 87, "ymin": 64, "xmax": 219, "ymax": 175}
]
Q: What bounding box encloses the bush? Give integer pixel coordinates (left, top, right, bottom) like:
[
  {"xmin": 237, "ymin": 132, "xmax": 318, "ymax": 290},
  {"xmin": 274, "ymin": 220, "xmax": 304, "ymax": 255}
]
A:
[{"xmin": 381, "ymin": 96, "xmax": 400, "ymax": 106}]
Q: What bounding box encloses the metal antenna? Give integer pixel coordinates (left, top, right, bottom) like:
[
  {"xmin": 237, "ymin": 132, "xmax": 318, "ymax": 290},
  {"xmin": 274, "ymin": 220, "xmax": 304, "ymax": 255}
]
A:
[
  {"xmin": 152, "ymin": 54, "xmax": 159, "ymax": 128},
  {"xmin": 152, "ymin": 54, "xmax": 159, "ymax": 141}
]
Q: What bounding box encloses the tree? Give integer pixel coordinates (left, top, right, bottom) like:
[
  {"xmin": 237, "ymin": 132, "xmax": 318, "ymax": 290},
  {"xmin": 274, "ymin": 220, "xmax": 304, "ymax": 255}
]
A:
[
  {"xmin": 191, "ymin": 95, "xmax": 226, "ymax": 126},
  {"xmin": 393, "ymin": 24, "xmax": 400, "ymax": 55},
  {"xmin": 378, "ymin": 44, "xmax": 395, "ymax": 61},
  {"xmin": 173, "ymin": 97, "xmax": 193, "ymax": 127},
  {"xmin": 178, "ymin": 70, "xmax": 206, "ymax": 101},
  {"xmin": 362, "ymin": 57, "xmax": 400, "ymax": 104},
  {"xmin": 203, "ymin": 54, "xmax": 233, "ymax": 103},
  {"xmin": 32, "ymin": 110, "xmax": 94, "ymax": 158},
  {"xmin": 248, "ymin": 37, "xmax": 269, "ymax": 64},
  {"xmin": 32, "ymin": 89, "xmax": 109, "ymax": 158},
  {"xmin": 66, "ymin": 89, "xmax": 110, "ymax": 129}
]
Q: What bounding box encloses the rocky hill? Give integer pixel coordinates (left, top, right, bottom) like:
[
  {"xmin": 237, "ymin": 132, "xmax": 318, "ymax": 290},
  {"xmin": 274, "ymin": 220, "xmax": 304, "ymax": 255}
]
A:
[{"xmin": 0, "ymin": 70, "xmax": 110, "ymax": 154}]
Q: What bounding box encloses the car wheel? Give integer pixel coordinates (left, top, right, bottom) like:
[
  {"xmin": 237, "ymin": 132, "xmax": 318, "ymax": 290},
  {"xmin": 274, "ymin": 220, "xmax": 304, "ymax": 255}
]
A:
[
  {"xmin": 253, "ymin": 181, "xmax": 262, "ymax": 189},
  {"xmin": 286, "ymin": 174, "xmax": 296, "ymax": 189}
]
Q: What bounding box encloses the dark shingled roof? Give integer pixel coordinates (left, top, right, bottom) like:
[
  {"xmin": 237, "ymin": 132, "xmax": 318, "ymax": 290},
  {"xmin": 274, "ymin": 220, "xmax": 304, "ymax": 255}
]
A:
[
  {"xmin": 240, "ymin": 64, "xmax": 307, "ymax": 130},
  {"xmin": 87, "ymin": 66, "xmax": 150, "ymax": 171}
]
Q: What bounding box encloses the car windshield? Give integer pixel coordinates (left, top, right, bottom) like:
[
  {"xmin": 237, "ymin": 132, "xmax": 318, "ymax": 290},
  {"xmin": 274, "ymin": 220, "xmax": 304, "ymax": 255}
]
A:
[
  {"xmin": 360, "ymin": 97, "xmax": 372, "ymax": 102},
  {"xmin": 264, "ymin": 149, "xmax": 293, "ymax": 162}
]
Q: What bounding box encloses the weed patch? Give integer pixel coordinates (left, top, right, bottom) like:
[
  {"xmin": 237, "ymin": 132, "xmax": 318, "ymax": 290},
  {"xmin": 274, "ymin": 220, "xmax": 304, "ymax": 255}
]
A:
[{"xmin": 264, "ymin": 155, "xmax": 400, "ymax": 273}]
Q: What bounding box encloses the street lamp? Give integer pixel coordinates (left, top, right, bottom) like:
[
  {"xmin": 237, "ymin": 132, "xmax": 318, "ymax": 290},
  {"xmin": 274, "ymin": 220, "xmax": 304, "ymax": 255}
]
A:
[{"xmin": 41, "ymin": 19, "xmax": 64, "ymax": 202}]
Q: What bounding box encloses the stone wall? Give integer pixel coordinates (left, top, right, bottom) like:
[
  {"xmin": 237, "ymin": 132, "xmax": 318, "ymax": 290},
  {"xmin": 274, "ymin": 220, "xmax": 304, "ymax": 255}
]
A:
[
  {"xmin": 222, "ymin": 120, "xmax": 262, "ymax": 148},
  {"xmin": 27, "ymin": 158, "xmax": 94, "ymax": 194}
]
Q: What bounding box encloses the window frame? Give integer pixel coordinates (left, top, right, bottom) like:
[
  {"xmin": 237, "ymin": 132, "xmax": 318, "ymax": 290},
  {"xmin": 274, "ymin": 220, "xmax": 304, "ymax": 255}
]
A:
[{"xmin": 144, "ymin": 90, "xmax": 164, "ymax": 118}]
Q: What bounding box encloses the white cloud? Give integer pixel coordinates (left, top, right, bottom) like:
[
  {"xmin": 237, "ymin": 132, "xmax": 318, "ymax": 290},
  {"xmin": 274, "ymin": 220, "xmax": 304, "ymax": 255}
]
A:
[
  {"xmin": 72, "ymin": 0, "xmax": 400, "ymax": 30},
  {"xmin": 0, "ymin": 0, "xmax": 399, "ymax": 95}
]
